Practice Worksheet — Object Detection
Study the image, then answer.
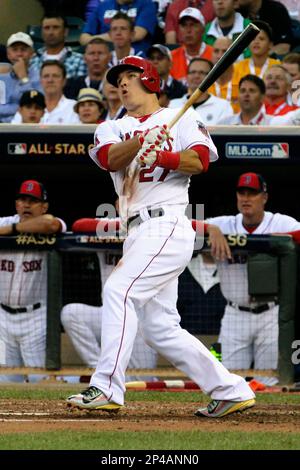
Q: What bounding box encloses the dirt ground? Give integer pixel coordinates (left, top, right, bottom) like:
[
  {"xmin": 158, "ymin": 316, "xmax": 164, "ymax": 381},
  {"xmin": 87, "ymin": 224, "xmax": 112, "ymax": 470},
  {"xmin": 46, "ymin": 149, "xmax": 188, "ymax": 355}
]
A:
[{"xmin": 1, "ymin": 399, "xmax": 300, "ymax": 434}]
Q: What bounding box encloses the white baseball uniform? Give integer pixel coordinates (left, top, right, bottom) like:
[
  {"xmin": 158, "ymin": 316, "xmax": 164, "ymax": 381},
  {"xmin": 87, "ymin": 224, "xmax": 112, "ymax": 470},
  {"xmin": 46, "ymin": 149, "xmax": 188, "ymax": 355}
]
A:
[
  {"xmin": 87, "ymin": 106, "xmax": 255, "ymax": 405},
  {"xmin": 208, "ymin": 211, "xmax": 300, "ymax": 370},
  {"xmin": 61, "ymin": 249, "xmax": 158, "ymax": 380},
  {"xmin": 0, "ymin": 214, "xmax": 66, "ymax": 381}
]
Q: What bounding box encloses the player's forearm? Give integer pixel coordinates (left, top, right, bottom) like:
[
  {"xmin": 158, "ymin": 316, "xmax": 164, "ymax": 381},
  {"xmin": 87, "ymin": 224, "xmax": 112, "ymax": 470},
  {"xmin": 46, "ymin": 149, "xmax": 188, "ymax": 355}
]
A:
[
  {"xmin": 133, "ymin": 26, "xmax": 147, "ymax": 42},
  {"xmin": 165, "ymin": 31, "xmax": 177, "ymax": 44},
  {"xmin": 177, "ymin": 150, "xmax": 203, "ymax": 175},
  {"xmin": 13, "ymin": 215, "xmax": 61, "ymax": 235},
  {"xmin": 108, "ymin": 136, "xmax": 141, "ymax": 171}
]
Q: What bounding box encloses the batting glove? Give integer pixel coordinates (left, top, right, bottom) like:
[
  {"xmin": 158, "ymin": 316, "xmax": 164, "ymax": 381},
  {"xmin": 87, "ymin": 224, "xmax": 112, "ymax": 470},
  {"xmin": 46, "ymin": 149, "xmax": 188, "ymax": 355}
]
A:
[
  {"xmin": 136, "ymin": 146, "xmax": 180, "ymax": 170},
  {"xmin": 138, "ymin": 124, "xmax": 170, "ymax": 147},
  {"xmin": 136, "ymin": 144, "xmax": 158, "ymax": 166}
]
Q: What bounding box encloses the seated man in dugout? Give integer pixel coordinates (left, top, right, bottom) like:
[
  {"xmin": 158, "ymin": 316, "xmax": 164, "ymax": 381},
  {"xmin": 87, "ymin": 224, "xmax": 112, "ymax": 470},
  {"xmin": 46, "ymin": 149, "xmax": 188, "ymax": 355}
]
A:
[{"xmin": 0, "ymin": 180, "xmax": 67, "ymax": 382}]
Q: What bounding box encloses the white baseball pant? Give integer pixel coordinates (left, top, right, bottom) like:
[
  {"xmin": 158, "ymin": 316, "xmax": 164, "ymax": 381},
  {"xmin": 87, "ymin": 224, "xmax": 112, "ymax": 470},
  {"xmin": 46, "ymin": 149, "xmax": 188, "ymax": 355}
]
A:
[
  {"xmin": 89, "ymin": 212, "xmax": 255, "ymax": 405},
  {"xmin": 61, "ymin": 303, "xmax": 158, "ymax": 380},
  {"xmin": 0, "ymin": 304, "xmax": 46, "ymax": 382}
]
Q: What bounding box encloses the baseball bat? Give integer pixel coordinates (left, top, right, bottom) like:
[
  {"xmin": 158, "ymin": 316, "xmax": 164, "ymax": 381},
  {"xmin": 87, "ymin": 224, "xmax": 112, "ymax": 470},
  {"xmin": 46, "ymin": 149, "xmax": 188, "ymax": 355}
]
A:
[{"xmin": 168, "ymin": 23, "xmax": 260, "ymax": 129}]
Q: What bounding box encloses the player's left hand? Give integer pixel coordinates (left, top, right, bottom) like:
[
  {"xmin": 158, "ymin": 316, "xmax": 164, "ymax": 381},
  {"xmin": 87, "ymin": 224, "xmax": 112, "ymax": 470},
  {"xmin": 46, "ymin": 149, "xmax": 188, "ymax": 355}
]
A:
[{"xmin": 136, "ymin": 144, "xmax": 159, "ymax": 167}]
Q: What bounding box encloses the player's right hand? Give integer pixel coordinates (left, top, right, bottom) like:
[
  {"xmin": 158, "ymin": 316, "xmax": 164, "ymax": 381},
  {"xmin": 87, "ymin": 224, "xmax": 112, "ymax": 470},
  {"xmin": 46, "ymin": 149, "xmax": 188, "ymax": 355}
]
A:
[
  {"xmin": 138, "ymin": 124, "xmax": 170, "ymax": 147},
  {"xmin": 207, "ymin": 224, "xmax": 232, "ymax": 261}
]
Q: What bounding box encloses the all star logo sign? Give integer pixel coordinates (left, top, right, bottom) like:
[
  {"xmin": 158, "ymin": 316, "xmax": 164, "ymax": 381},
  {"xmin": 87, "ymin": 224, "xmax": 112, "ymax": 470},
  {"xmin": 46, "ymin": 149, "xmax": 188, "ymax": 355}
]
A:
[{"xmin": 8, "ymin": 143, "xmax": 27, "ymax": 155}]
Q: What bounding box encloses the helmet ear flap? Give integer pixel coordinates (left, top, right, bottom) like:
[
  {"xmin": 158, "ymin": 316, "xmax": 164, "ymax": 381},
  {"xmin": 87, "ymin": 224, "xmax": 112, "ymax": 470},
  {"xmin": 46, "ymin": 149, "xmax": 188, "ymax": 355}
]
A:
[{"xmin": 139, "ymin": 60, "xmax": 160, "ymax": 93}]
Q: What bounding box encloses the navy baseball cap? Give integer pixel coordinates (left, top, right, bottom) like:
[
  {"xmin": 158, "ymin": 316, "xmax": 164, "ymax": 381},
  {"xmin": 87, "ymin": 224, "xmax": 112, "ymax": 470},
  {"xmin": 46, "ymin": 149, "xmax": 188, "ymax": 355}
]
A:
[
  {"xmin": 20, "ymin": 90, "xmax": 46, "ymax": 109},
  {"xmin": 16, "ymin": 180, "xmax": 48, "ymax": 201},
  {"xmin": 237, "ymin": 173, "xmax": 267, "ymax": 193}
]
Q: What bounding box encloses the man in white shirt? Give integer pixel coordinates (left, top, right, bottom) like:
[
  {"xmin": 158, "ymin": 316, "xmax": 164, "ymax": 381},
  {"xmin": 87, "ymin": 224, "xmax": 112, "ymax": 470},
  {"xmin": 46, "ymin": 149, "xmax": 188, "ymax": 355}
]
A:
[
  {"xmin": 40, "ymin": 60, "xmax": 80, "ymax": 124},
  {"xmin": 169, "ymin": 57, "xmax": 234, "ymax": 125},
  {"xmin": 0, "ymin": 180, "xmax": 67, "ymax": 381},
  {"xmin": 207, "ymin": 172, "xmax": 300, "ymax": 370}
]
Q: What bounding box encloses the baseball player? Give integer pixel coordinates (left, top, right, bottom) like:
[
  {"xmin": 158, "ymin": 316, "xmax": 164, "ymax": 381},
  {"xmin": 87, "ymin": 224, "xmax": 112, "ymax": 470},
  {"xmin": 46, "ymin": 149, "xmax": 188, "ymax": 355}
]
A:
[
  {"xmin": 67, "ymin": 56, "xmax": 255, "ymax": 418},
  {"xmin": 207, "ymin": 172, "xmax": 300, "ymax": 370},
  {"xmin": 61, "ymin": 217, "xmax": 158, "ymax": 380},
  {"xmin": 0, "ymin": 180, "xmax": 66, "ymax": 382}
]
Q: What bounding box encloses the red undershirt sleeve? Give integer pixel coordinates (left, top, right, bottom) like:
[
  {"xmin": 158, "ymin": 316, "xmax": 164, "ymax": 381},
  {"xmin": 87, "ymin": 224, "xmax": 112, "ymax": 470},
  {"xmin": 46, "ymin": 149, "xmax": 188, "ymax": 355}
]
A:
[
  {"xmin": 96, "ymin": 144, "xmax": 114, "ymax": 171},
  {"xmin": 190, "ymin": 145, "xmax": 210, "ymax": 172},
  {"xmin": 191, "ymin": 219, "xmax": 209, "ymax": 234}
]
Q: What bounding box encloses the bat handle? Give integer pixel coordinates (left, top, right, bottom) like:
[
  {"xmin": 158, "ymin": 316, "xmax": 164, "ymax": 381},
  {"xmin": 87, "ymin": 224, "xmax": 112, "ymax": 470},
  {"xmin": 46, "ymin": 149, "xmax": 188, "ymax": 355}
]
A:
[{"xmin": 168, "ymin": 89, "xmax": 203, "ymax": 129}]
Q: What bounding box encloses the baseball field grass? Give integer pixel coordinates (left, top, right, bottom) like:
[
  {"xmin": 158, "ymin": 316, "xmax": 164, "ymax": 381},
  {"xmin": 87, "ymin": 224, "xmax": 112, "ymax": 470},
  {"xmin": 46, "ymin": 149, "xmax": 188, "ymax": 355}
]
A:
[{"xmin": 0, "ymin": 384, "xmax": 299, "ymax": 450}]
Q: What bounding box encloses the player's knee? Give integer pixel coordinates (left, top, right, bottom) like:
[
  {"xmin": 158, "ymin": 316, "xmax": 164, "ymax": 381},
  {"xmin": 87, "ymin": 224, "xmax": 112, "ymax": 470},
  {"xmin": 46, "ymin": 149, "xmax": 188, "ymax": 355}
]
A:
[{"xmin": 60, "ymin": 303, "xmax": 78, "ymax": 328}]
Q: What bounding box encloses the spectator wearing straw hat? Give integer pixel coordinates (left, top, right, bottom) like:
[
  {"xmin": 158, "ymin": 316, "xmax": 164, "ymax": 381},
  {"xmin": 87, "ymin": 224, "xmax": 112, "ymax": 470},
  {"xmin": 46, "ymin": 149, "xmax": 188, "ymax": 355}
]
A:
[{"xmin": 74, "ymin": 88, "xmax": 105, "ymax": 124}]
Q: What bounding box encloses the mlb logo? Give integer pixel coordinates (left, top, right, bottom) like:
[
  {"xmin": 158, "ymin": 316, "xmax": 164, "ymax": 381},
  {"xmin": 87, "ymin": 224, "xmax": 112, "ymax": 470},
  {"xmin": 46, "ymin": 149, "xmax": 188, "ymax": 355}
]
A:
[
  {"xmin": 271, "ymin": 143, "xmax": 289, "ymax": 158},
  {"xmin": 8, "ymin": 143, "xmax": 27, "ymax": 155}
]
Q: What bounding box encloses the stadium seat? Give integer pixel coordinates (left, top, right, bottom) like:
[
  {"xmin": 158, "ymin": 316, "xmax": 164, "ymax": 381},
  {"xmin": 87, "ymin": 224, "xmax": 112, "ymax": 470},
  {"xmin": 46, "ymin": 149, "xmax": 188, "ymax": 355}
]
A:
[
  {"xmin": 65, "ymin": 16, "xmax": 84, "ymax": 47},
  {"xmin": 26, "ymin": 24, "xmax": 43, "ymax": 51},
  {"xmin": 291, "ymin": 18, "xmax": 300, "ymax": 48}
]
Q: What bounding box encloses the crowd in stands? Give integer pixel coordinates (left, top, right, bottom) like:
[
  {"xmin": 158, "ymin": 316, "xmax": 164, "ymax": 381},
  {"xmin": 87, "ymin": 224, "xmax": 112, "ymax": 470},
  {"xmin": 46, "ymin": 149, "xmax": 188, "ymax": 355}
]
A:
[{"xmin": 1, "ymin": 1, "xmax": 300, "ymax": 126}]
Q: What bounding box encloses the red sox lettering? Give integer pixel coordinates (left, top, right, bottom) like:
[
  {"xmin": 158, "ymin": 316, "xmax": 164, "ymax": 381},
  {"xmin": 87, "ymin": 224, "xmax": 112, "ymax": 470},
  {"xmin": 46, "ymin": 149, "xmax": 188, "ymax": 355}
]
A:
[{"xmin": 0, "ymin": 259, "xmax": 43, "ymax": 272}]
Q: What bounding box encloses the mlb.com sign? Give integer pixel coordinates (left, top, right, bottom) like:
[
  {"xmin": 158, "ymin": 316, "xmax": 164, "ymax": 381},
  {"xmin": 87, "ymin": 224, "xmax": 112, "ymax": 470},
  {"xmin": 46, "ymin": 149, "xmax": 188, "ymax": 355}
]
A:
[{"xmin": 226, "ymin": 142, "xmax": 289, "ymax": 159}]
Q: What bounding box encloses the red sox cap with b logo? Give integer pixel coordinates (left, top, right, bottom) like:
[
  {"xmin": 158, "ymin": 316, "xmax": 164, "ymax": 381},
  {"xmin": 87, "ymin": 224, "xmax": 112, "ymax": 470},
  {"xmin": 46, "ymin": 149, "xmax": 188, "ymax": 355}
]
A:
[
  {"xmin": 16, "ymin": 180, "xmax": 48, "ymax": 201},
  {"xmin": 237, "ymin": 172, "xmax": 267, "ymax": 193}
]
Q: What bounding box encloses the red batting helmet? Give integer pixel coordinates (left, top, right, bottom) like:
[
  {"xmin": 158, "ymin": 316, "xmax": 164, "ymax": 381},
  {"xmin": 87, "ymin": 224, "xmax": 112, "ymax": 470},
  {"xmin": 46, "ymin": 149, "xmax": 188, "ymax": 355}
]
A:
[{"xmin": 106, "ymin": 56, "xmax": 161, "ymax": 93}]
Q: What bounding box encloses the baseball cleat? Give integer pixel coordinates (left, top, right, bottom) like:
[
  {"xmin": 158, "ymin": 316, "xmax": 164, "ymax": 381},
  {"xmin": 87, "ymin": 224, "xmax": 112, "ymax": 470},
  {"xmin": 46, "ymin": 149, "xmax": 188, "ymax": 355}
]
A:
[
  {"xmin": 66, "ymin": 386, "xmax": 122, "ymax": 412},
  {"xmin": 195, "ymin": 398, "xmax": 255, "ymax": 418}
]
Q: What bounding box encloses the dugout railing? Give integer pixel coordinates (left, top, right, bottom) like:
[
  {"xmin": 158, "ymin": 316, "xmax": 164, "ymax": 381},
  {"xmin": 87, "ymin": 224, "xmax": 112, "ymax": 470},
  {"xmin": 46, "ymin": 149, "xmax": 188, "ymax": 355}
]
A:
[{"xmin": 0, "ymin": 232, "xmax": 298, "ymax": 385}]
